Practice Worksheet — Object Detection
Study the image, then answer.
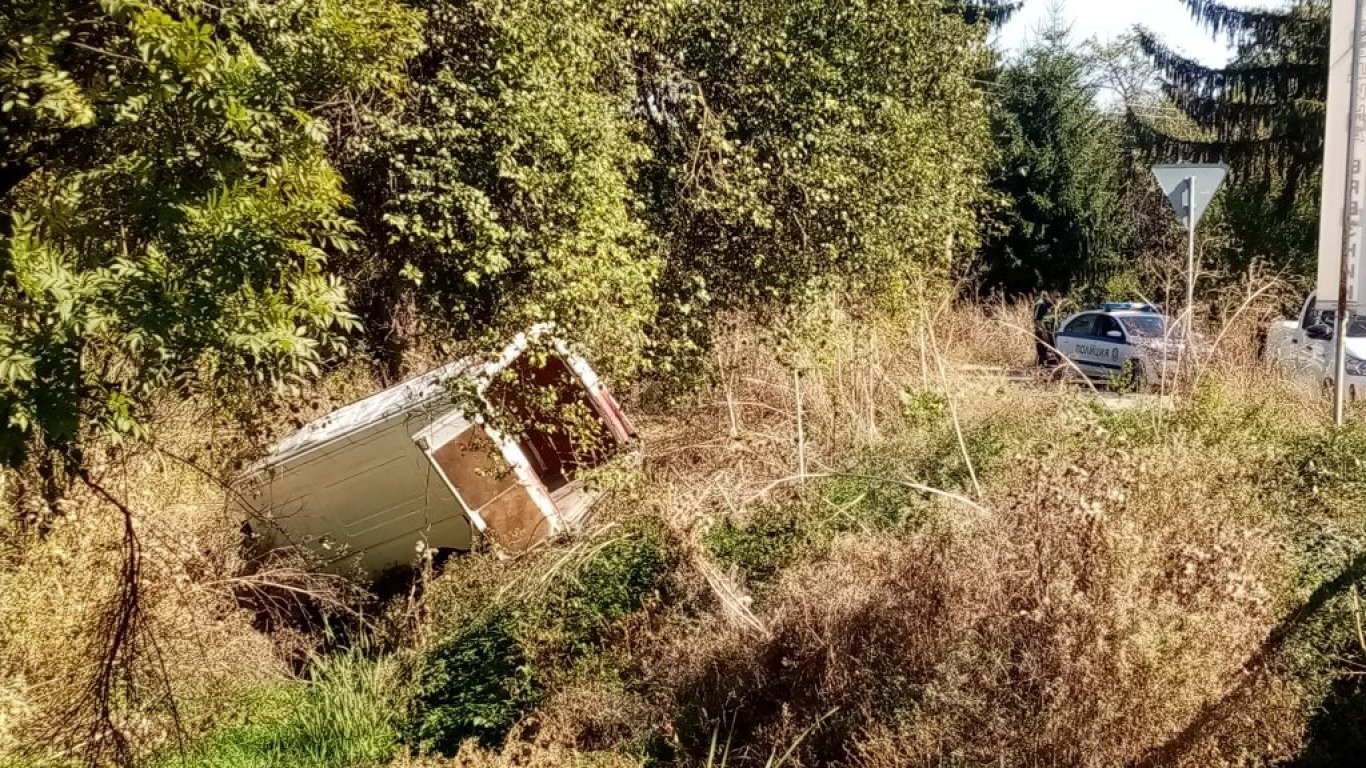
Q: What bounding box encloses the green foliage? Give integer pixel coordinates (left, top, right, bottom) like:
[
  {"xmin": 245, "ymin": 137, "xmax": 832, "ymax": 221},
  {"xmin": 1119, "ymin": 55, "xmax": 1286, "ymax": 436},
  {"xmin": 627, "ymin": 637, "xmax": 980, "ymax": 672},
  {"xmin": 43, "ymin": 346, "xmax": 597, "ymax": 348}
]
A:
[
  {"xmin": 705, "ymin": 474, "xmax": 934, "ymax": 591},
  {"xmin": 640, "ymin": 0, "xmax": 992, "ymax": 373},
  {"xmin": 156, "ymin": 652, "xmax": 400, "ymax": 768},
  {"xmin": 910, "ymin": 412, "xmax": 1023, "ymax": 493},
  {"xmin": 4, "ymin": 0, "xmax": 1003, "ymax": 470},
  {"xmin": 346, "ymin": 0, "xmax": 658, "ymax": 376},
  {"xmin": 1107, "ymin": 360, "xmax": 1144, "ymax": 395},
  {"xmin": 705, "ymin": 510, "xmax": 803, "ymax": 587},
  {"xmin": 821, "ymin": 473, "xmax": 931, "ymax": 532},
  {"xmin": 1138, "ymin": 0, "xmax": 1327, "ymax": 178},
  {"xmin": 409, "ymin": 527, "xmax": 668, "ymax": 755},
  {"xmin": 1101, "ymin": 271, "xmax": 1144, "ymax": 303},
  {"xmin": 1286, "ymin": 424, "xmax": 1366, "ymax": 513},
  {"xmin": 557, "ymin": 531, "xmax": 668, "ymax": 637},
  {"xmin": 955, "ymin": 1, "xmax": 1022, "ymax": 28},
  {"xmin": 1216, "ymin": 172, "xmax": 1322, "ymax": 275},
  {"xmin": 408, "ymin": 609, "xmax": 538, "ymax": 754},
  {"xmin": 899, "ymin": 387, "xmax": 948, "ymax": 427},
  {"xmin": 1138, "ymin": 0, "xmax": 1328, "ymax": 272},
  {"xmin": 978, "ymin": 18, "xmax": 1131, "ymax": 295},
  {"xmin": 0, "ymin": 0, "xmax": 423, "ymax": 463}
]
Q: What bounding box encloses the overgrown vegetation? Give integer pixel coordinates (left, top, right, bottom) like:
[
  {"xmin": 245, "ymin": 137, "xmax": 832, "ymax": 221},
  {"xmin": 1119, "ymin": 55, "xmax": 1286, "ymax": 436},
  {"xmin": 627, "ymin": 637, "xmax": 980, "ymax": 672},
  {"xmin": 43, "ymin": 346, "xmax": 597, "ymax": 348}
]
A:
[
  {"xmin": 5, "ymin": 0, "xmax": 1366, "ymax": 767},
  {"xmin": 407, "ymin": 524, "xmax": 669, "ymax": 756},
  {"xmin": 7, "ymin": 294, "xmax": 1366, "ymax": 767},
  {"xmin": 154, "ymin": 652, "xmax": 399, "ymax": 768}
]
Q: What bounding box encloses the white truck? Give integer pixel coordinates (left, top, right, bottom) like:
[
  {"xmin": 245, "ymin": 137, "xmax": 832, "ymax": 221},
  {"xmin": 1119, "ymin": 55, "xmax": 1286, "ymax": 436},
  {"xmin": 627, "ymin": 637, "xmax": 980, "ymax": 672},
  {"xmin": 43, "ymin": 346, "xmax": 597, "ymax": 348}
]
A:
[
  {"xmin": 235, "ymin": 328, "xmax": 638, "ymax": 574},
  {"xmin": 1265, "ymin": 292, "xmax": 1366, "ymax": 400}
]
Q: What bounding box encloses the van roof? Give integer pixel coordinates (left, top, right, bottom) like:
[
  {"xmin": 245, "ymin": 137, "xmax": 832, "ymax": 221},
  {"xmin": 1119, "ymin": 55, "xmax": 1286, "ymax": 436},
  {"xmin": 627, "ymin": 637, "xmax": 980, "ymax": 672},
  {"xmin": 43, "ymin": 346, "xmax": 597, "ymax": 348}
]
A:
[
  {"xmin": 246, "ymin": 326, "xmax": 564, "ymax": 474},
  {"xmin": 252, "ymin": 357, "xmax": 477, "ymax": 471}
]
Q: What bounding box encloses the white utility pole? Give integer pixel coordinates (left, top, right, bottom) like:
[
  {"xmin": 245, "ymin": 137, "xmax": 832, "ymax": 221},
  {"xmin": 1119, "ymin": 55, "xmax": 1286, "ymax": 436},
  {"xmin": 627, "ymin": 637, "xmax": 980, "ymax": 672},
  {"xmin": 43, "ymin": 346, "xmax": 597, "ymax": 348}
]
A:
[{"xmin": 1334, "ymin": 0, "xmax": 1366, "ymax": 426}]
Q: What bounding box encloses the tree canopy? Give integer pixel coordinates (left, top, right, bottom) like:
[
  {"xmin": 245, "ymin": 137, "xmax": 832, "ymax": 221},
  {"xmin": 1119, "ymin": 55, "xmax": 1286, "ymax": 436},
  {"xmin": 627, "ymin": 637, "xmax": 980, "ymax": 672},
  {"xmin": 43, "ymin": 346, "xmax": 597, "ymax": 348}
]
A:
[
  {"xmin": 343, "ymin": 0, "xmax": 658, "ymax": 378},
  {"xmin": 640, "ymin": 0, "xmax": 993, "ymax": 373},
  {"xmin": 1137, "ymin": 0, "xmax": 1328, "ymax": 272},
  {"xmin": 0, "ymin": 0, "xmax": 423, "ymax": 468},
  {"xmin": 977, "ymin": 17, "xmax": 1130, "ymax": 296},
  {"xmin": 1, "ymin": 0, "xmax": 998, "ymax": 467},
  {"xmin": 1138, "ymin": 0, "xmax": 1326, "ymax": 177}
]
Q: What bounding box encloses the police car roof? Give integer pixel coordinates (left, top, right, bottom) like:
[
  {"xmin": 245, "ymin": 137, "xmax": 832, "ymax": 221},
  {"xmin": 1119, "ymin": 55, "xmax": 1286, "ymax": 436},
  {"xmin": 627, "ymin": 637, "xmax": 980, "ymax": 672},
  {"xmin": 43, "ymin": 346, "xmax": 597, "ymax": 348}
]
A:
[{"xmin": 1099, "ymin": 301, "xmax": 1159, "ymax": 313}]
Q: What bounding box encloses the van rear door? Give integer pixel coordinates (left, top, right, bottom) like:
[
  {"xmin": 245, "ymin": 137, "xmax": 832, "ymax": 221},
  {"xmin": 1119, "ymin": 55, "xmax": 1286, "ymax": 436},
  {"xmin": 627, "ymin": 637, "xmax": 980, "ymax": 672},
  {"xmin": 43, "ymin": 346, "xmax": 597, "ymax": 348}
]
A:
[
  {"xmin": 413, "ymin": 409, "xmax": 562, "ymax": 553},
  {"xmin": 414, "ymin": 329, "xmax": 638, "ymax": 552}
]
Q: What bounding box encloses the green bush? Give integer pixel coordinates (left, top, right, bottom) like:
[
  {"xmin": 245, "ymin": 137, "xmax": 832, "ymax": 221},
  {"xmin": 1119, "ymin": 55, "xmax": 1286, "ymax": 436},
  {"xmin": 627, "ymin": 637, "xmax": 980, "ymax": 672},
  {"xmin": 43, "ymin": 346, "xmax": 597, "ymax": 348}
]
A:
[
  {"xmin": 704, "ymin": 510, "xmax": 803, "ymax": 587},
  {"xmin": 909, "ymin": 411, "xmax": 1031, "ymax": 493},
  {"xmin": 703, "ymin": 476, "xmax": 929, "ymax": 591},
  {"xmin": 821, "ymin": 474, "xmax": 928, "ymax": 532},
  {"xmin": 557, "ymin": 532, "xmax": 669, "ymax": 648},
  {"xmin": 156, "ymin": 652, "xmax": 398, "ymax": 768},
  {"xmin": 408, "ymin": 526, "xmax": 669, "ymax": 755},
  {"xmin": 407, "ymin": 610, "xmax": 538, "ymax": 755},
  {"xmin": 1287, "ymin": 426, "xmax": 1366, "ymax": 511},
  {"xmin": 900, "ymin": 388, "xmax": 948, "ymax": 427}
]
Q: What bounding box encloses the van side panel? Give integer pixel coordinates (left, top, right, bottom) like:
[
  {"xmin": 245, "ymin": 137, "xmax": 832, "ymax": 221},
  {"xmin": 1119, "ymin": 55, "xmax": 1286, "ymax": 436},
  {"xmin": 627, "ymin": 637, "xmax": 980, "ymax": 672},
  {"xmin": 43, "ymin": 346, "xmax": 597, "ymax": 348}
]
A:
[
  {"xmin": 240, "ymin": 406, "xmax": 475, "ymax": 573},
  {"xmin": 237, "ymin": 331, "xmax": 638, "ymax": 571}
]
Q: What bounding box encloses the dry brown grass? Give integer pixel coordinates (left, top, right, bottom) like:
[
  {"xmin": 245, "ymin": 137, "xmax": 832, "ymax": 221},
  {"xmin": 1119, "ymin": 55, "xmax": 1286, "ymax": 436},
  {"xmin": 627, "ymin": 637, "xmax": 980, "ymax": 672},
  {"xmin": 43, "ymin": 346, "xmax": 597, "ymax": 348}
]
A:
[
  {"xmin": 630, "ymin": 446, "xmax": 1304, "ymax": 766},
  {"xmin": 534, "ymin": 290, "xmax": 1336, "ymax": 767},
  {"xmin": 0, "ymin": 359, "xmax": 389, "ymax": 765},
  {"xmin": 0, "ymin": 286, "xmax": 1350, "ymax": 768},
  {"xmin": 0, "ymin": 429, "xmax": 284, "ymax": 762}
]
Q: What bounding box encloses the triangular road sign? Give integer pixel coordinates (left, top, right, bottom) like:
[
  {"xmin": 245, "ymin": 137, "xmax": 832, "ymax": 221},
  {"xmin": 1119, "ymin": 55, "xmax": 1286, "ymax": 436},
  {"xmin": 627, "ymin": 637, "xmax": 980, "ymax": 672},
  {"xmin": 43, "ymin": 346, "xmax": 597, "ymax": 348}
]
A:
[{"xmin": 1152, "ymin": 163, "xmax": 1229, "ymax": 227}]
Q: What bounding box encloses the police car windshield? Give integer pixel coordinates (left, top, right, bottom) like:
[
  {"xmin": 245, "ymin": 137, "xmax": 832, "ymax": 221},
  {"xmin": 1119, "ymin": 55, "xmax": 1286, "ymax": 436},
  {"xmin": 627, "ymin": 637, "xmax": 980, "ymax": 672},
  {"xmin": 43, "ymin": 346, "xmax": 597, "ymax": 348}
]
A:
[
  {"xmin": 1316, "ymin": 310, "xmax": 1366, "ymax": 337},
  {"xmin": 1117, "ymin": 315, "xmax": 1172, "ymax": 339}
]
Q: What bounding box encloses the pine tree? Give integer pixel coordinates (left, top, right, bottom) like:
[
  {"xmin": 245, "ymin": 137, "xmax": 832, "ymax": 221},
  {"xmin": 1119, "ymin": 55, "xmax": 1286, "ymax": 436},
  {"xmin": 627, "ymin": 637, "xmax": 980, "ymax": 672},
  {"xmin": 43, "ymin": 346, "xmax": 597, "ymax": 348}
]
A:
[
  {"xmin": 958, "ymin": 1, "xmax": 1022, "ymax": 28},
  {"xmin": 977, "ymin": 18, "xmax": 1131, "ymax": 295},
  {"xmin": 1137, "ymin": 0, "xmax": 1329, "ymax": 272},
  {"xmin": 1137, "ymin": 0, "xmax": 1327, "ymax": 179}
]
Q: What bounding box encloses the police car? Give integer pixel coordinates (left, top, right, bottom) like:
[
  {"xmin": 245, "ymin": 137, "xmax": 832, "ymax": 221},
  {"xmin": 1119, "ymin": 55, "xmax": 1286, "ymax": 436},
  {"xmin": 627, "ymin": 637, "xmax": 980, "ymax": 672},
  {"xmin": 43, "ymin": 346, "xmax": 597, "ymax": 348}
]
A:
[{"xmin": 1055, "ymin": 302, "xmax": 1185, "ymax": 385}]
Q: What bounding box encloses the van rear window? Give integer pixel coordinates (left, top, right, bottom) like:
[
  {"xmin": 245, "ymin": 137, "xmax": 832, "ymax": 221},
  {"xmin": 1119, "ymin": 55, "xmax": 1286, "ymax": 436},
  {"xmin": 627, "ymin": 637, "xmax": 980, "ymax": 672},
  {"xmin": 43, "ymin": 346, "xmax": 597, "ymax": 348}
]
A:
[{"xmin": 484, "ymin": 352, "xmax": 619, "ymax": 492}]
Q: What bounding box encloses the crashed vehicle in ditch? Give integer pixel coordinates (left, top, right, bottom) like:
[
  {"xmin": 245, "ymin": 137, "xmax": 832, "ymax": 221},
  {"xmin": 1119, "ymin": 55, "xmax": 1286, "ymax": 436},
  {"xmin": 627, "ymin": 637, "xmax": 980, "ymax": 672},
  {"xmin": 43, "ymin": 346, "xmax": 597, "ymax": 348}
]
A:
[{"xmin": 235, "ymin": 327, "xmax": 638, "ymax": 574}]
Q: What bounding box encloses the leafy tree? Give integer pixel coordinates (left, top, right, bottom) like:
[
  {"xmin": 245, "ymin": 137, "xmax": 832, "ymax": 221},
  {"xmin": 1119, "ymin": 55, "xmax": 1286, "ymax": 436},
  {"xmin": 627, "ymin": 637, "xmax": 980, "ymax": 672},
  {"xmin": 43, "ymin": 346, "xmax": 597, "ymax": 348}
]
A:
[
  {"xmin": 0, "ymin": 0, "xmax": 423, "ymax": 470},
  {"xmin": 344, "ymin": 0, "xmax": 658, "ymax": 378},
  {"xmin": 1138, "ymin": 0, "xmax": 1328, "ymax": 273},
  {"xmin": 638, "ymin": 0, "xmax": 994, "ymax": 373},
  {"xmin": 977, "ymin": 19, "xmax": 1130, "ymax": 295}
]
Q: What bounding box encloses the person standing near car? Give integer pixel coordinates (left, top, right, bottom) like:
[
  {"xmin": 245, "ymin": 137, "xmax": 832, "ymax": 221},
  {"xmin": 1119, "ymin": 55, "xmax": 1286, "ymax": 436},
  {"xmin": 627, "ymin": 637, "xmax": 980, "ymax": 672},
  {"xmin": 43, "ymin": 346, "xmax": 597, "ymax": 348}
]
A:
[{"xmin": 1033, "ymin": 291, "xmax": 1057, "ymax": 367}]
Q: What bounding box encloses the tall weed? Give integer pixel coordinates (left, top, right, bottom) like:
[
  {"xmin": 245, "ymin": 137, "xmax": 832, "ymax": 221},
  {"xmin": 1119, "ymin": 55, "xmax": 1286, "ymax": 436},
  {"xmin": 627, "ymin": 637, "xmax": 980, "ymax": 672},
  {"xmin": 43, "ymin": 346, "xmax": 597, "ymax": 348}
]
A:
[{"xmin": 155, "ymin": 650, "xmax": 399, "ymax": 768}]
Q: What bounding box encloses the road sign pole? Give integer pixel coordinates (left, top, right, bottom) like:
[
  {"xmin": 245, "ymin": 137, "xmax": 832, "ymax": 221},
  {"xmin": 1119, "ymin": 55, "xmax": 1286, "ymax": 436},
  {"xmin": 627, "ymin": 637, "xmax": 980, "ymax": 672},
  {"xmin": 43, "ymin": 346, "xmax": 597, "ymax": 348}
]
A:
[
  {"xmin": 1186, "ymin": 175, "xmax": 1196, "ymax": 343},
  {"xmin": 1152, "ymin": 163, "xmax": 1227, "ymax": 350},
  {"xmin": 1334, "ymin": 0, "xmax": 1365, "ymax": 426}
]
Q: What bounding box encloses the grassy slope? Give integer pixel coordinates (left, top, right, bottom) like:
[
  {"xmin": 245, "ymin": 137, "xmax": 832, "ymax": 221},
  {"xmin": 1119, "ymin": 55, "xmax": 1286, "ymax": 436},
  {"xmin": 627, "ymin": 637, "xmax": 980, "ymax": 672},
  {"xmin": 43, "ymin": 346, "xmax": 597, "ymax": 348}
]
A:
[{"xmin": 6, "ymin": 303, "xmax": 1366, "ymax": 767}]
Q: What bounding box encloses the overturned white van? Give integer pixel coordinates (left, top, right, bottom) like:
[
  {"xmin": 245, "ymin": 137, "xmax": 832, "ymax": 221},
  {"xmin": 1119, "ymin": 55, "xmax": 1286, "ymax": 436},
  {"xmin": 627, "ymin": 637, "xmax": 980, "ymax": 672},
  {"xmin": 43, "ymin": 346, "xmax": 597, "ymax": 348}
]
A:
[{"xmin": 236, "ymin": 328, "xmax": 637, "ymax": 574}]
